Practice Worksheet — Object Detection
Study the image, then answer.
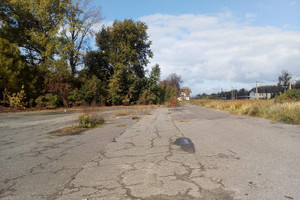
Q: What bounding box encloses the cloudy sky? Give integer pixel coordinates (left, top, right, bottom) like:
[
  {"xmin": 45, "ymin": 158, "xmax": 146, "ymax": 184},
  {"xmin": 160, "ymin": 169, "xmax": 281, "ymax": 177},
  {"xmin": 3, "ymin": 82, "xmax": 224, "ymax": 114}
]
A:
[{"xmin": 95, "ymin": 0, "xmax": 300, "ymax": 95}]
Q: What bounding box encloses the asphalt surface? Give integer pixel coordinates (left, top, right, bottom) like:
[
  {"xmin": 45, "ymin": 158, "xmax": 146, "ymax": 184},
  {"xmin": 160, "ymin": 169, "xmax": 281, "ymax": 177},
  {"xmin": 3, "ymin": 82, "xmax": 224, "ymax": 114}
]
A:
[
  {"xmin": 0, "ymin": 108, "xmax": 137, "ymax": 200},
  {"xmin": 0, "ymin": 105, "xmax": 299, "ymax": 200}
]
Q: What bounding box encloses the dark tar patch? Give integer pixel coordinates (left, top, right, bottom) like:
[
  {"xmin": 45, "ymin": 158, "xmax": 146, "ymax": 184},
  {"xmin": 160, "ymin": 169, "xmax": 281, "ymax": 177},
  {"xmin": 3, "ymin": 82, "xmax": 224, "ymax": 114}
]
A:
[{"xmin": 174, "ymin": 137, "xmax": 195, "ymax": 153}]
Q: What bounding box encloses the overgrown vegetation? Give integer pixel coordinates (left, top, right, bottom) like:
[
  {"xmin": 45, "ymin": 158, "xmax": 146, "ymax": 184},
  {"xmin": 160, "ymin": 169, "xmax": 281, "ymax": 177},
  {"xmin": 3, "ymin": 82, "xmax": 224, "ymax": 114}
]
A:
[
  {"xmin": 275, "ymin": 89, "xmax": 300, "ymax": 103},
  {"xmin": 189, "ymin": 99, "xmax": 300, "ymax": 124},
  {"xmin": 0, "ymin": 0, "xmax": 185, "ymax": 110},
  {"xmin": 79, "ymin": 112, "xmax": 105, "ymax": 128}
]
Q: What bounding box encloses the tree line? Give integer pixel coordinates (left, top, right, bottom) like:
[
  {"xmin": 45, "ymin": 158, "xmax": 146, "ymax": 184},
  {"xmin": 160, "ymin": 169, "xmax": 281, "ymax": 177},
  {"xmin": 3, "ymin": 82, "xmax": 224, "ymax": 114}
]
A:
[
  {"xmin": 195, "ymin": 72, "xmax": 300, "ymax": 100},
  {"xmin": 0, "ymin": 0, "xmax": 186, "ymax": 108}
]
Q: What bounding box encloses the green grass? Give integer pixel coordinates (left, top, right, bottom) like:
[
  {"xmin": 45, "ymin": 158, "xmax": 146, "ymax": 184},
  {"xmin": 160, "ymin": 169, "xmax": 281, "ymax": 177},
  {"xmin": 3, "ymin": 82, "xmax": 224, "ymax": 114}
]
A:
[{"xmin": 189, "ymin": 99, "xmax": 300, "ymax": 124}]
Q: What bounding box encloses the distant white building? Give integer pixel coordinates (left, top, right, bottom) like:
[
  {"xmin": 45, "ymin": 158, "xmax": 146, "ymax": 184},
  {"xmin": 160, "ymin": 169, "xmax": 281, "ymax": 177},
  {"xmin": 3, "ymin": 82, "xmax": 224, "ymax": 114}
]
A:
[
  {"xmin": 177, "ymin": 92, "xmax": 190, "ymax": 101},
  {"xmin": 249, "ymin": 87, "xmax": 278, "ymax": 99}
]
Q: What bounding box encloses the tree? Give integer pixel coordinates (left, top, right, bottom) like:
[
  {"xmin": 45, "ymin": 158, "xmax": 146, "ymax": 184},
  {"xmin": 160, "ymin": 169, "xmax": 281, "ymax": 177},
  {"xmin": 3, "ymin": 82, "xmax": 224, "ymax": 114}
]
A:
[
  {"xmin": 162, "ymin": 73, "xmax": 183, "ymax": 96},
  {"xmin": 138, "ymin": 64, "xmax": 163, "ymax": 104},
  {"xmin": 60, "ymin": 0, "xmax": 101, "ymax": 77},
  {"xmin": 84, "ymin": 50, "xmax": 112, "ymax": 82},
  {"xmin": 108, "ymin": 63, "xmax": 134, "ymax": 105},
  {"xmin": 0, "ymin": 38, "xmax": 26, "ymax": 94},
  {"xmin": 0, "ymin": 0, "xmax": 70, "ymax": 101},
  {"xmin": 96, "ymin": 19, "xmax": 153, "ymax": 78},
  {"xmin": 181, "ymin": 87, "xmax": 192, "ymax": 96},
  {"xmin": 237, "ymin": 88, "xmax": 249, "ymax": 98},
  {"xmin": 294, "ymin": 80, "xmax": 300, "ymax": 89},
  {"xmin": 278, "ymin": 71, "xmax": 290, "ymax": 92},
  {"xmin": 94, "ymin": 19, "xmax": 153, "ymax": 105},
  {"xmin": 0, "ymin": 0, "xmax": 68, "ymax": 65},
  {"xmin": 0, "ymin": 37, "xmax": 39, "ymax": 102}
]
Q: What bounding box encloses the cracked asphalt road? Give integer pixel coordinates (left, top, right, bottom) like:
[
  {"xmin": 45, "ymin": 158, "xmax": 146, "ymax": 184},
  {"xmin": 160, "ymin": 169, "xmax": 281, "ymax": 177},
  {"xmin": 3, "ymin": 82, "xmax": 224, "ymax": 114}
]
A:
[{"xmin": 1, "ymin": 105, "xmax": 300, "ymax": 200}]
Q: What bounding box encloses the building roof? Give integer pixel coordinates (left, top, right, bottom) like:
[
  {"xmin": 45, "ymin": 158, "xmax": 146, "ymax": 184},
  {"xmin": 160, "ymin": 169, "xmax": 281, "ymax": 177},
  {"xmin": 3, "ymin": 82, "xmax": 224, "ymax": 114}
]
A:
[{"xmin": 249, "ymin": 86, "xmax": 279, "ymax": 94}]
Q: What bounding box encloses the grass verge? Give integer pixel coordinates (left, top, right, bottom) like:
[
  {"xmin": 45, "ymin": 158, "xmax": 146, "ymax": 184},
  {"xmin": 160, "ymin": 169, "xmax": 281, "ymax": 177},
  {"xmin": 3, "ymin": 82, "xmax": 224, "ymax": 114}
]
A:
[{"xmin": 189, "ymin": 99, "xmax": 300, "ymax": 124}]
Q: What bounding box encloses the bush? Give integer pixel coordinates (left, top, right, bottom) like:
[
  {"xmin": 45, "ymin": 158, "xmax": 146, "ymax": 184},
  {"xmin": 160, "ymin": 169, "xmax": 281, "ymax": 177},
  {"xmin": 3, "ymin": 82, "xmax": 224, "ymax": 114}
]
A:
[
  {"xmin": 275, "ymin": 89, "xmax": 300, "ymax": 103},
  {"xmin": 3, "ymin": 85, "xmax": 27, "ymax": 109},
  {"xmin": 79, "ymin": 76, "xmax": 106, "ymax": 105},
  {"xmin": 35, "ymin": 93, "xmax": 58, "ymax": 109},
  {"xmin": 68, "ymin": 88, "xmax": 82, "ymax": 106},
  {"xmin": 166, "ymin": 96, "xmax": 179, "ymax": 107}
]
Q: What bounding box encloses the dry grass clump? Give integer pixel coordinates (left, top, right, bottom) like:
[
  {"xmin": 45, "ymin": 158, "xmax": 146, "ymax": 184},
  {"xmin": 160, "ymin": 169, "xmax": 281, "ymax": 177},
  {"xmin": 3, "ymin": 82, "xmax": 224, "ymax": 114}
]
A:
[
  {"xmin": 79, "ymin": 107, "xmax": 105, "ymax": 128},
  {"xmin": 114, "ymin": 109, "xmax": 136, "ymax": 117},
  {"xmin": 189, "ymin": 99, "xmax": 300, "ymax": 124},
  {"xmin": 114, "ymin": 105, "xmax": 159, "ymax": 117}
]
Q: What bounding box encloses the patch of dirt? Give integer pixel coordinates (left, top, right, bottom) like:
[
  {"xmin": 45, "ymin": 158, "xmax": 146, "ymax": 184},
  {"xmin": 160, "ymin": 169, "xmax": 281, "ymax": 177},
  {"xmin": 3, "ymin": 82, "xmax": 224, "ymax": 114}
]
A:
[{"xmin": 49, "ymin": 126, "xmax": 87, "ymax": 136}]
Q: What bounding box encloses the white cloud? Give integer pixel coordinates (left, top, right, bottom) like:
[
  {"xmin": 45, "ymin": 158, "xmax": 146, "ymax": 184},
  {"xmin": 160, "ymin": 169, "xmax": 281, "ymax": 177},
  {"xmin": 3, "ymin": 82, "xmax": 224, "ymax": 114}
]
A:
[{"xmin": 140, "ymin": 13, "xmax": 300, "ymax": 94}]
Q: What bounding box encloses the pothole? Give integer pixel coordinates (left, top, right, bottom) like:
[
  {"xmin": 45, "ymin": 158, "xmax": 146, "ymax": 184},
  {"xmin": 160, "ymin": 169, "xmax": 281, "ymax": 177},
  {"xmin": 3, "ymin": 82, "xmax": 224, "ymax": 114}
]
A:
[{"xmin": 174, "ymin": 137, "xmax": 195, "ymax": 153}]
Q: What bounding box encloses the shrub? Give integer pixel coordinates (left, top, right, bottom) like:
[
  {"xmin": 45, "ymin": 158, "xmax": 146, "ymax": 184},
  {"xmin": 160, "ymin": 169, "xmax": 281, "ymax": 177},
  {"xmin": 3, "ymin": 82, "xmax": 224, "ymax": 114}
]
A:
[
  {"xmin": 275, "ymin": 89, "xmax": 300, "ymax": 103},
  {"xmin": 3, "ymin": 85, "xmax": 27, "ymax": 109},
  {"xmin": 68, "ymin": 88, "xmax": 83, "ymax": 106},
  {"xmin": 166, "ymin": 96, "xmax": 179, "ymax": 107},
  {"xmin": 79, "ymin": 76, "xmax": 106, "ymax": 105},
  {"xmin": 35, "ymin": 93, "xmax": 58, "ymax": 109}
]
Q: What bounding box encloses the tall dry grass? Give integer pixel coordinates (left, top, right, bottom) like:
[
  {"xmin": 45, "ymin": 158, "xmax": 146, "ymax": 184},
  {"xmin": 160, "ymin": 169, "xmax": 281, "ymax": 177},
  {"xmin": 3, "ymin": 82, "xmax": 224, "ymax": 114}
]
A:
[
  {"xmin": 189, "ymin": 99, "xmax": 300, "ymax": 124},
  {"xmin": 114, "ymin": 105, "xmax": 159, "ymax": 117}
]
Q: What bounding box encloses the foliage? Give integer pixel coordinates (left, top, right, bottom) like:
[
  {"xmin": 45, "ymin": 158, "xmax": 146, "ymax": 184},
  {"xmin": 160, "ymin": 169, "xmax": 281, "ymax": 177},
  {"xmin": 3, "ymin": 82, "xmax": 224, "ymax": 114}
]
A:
[
  {"xmin": 161, "ymin": 73, "xmax": 183, "ymax": 97},
  {"xmin": 0, "ymin": 38, "xmax": 25, "ymax": 93},
  {"xmin": 35, "ymin": 93, "xmax": 59, "ymax": 109},
  {"xmin": 96, "ymin": 19, "xmax": 153, "ymax": 78},
  {"xmin": 0, "ymin": 0, "xmax": 180, "ymax": 109},
  {"xmin": 275, "ymin": 89, "xmax": 300, "ymax": 103},
  {"xmin": 3, "ymin": 86, "xmax": 27, "ymax": 109},
  {"xmin": 68, "ymin": 88, "xmax": 83, "ymax": 106},
  {"xmin": 79, "ymin": 112, "xmax": 104, "ymax": 128},
  {"xmin": 0, "ymin": 0, "xmax": 68, "ymax": 65},
  {"xmin": 79, "ymin": 75, "xmax": 106, "ymax": 105},
  {"xmin": 165, "ymin": 96, "xmax": 179, "ymax": 107}
]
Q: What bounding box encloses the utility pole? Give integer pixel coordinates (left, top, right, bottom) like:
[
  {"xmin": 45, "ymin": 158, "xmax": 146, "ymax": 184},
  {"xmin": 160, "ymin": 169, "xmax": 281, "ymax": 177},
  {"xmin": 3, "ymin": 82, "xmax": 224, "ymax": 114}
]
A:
[
  {"xmin": 256, "ymin": 81, "xmax": 258, "ymax": 100},
  {"xmin": 289, "ymin": 72, "xmax": 292, "ymax": 90}
]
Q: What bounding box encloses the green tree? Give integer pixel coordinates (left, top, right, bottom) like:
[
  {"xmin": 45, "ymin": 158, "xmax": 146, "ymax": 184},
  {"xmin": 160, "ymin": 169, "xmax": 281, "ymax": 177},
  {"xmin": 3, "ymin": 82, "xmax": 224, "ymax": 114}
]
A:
[
  {"xmin": 94, "ymin": 19, "xmax": 153, "ymax": 105},
  {"xmin": 96, "ymin": 19, "xmax": 153, "ymax": 78},
  {"xmin": 108, "ymin": 64, "xmax": 134, "ymax": 105},
  {"xmin": 79, "ymin": 75, "xmax": 107, "ymax": 105},
  {"xmin": 142, "ymin": 64, "xmax": 164, "ymax": 104},
  {"xmin": 0, "ymin": 0, "xmax": 68, "ymax": 65},
  {"xmin": 84, "ymin": 50, "xmax": 112, "ymax": 82},
  {"xmin": 0, "ymin": 0, "xmax": 70, "ymax": 102},
  {"xmin": 0, "ymin": 38, "xmax": 26, "ymax": 94},
  {"xmin": 0, "ymin": 37, "xmax": 38, "ymax": 102}
]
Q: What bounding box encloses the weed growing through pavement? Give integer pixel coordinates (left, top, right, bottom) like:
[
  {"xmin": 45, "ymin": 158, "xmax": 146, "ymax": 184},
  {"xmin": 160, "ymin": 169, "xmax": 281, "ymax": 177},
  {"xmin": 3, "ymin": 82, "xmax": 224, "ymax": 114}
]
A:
[{"xmin": 79, "ymin": 112, "xmax": 105, "ymax": 128}]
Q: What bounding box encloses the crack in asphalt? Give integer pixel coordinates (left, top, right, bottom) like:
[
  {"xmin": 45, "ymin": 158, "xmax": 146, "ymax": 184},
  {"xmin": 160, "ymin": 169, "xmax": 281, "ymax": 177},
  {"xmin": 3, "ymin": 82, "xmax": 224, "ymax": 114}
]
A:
[{"xmin": 48, "ymin": 108, "xmax": 235, "ymax": 200}]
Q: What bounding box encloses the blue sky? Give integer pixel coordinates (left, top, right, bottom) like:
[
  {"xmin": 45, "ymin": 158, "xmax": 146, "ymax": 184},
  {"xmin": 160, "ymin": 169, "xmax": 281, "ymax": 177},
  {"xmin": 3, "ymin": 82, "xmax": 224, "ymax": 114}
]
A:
[
  {"xmin": 99, "ymin": 0, "xmax": 300, "ymax": 29},
  {"xmin": 94, "ymin": 0, "xmax": 300, "ymax": 95}
]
